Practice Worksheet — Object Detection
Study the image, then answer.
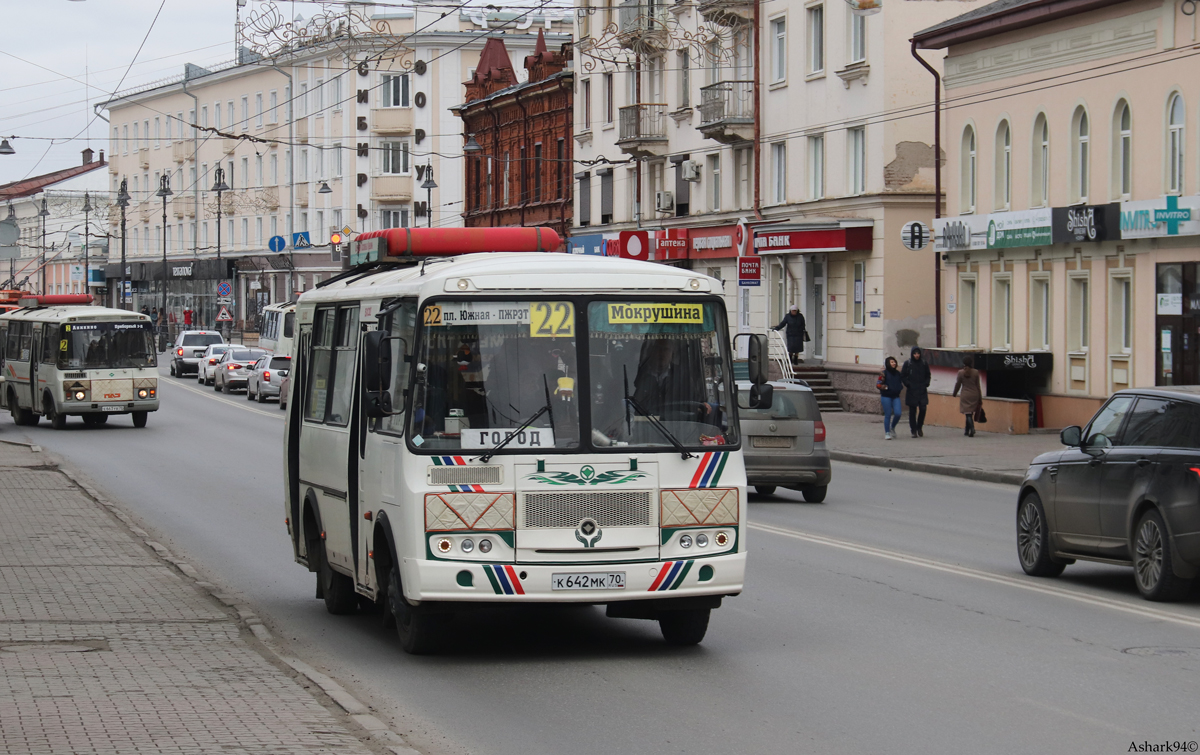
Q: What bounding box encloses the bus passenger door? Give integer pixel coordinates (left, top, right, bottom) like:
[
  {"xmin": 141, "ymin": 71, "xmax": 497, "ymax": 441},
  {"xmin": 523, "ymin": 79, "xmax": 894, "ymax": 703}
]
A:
[
  {"xmin": 29, "ymin": 325, "xmax": 42, "ymax": 413},
  {"xmin": 357, "ymin": 300, "xmax": 417, "ymax": 592}
]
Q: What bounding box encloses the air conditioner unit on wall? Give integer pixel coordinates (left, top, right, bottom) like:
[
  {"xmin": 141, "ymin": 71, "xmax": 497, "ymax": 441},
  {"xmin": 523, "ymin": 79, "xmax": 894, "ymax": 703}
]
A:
[
  {"xmin": 681, "ymin": 160, "xmax": 701, "ymax": 182},
  {"xmin": 656, "ymin": 190, "xmax": 674, "ymax": 213}
]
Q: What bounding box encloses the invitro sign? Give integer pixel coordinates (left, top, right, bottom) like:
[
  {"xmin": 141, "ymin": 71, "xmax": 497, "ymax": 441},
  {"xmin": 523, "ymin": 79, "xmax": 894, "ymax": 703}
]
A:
[{"xmin": 1120, "ymin": 195, "xmax": 1200, "ymax": 239}]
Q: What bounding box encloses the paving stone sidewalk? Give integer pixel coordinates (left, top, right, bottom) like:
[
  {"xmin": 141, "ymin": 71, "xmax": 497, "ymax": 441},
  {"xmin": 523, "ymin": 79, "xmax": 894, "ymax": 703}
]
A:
[
  {"xmin": 821, "ymin": 412, "xmax": 1064, "ymax": 485},
  {"xmin": 0, "ymin": 440, "xmax": 388, "ymax": 755}
]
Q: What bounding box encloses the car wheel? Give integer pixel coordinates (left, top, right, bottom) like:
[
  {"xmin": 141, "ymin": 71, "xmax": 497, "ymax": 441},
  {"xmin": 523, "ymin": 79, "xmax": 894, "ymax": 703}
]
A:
[
  {"xmin": 658, "ymin": 608, "xmax": 710, "ymax": 646},
  {"xmin": 387, "ymin": 561, "xmax": 444, "ymax": 654},
  {"xmin": 1133, "ymin": 509, "xmax": 1192, "ymax": 602},
  {"xmin": 257, "ymin": 387, "xmax": 266, "ymax": 404},
  {"xmin": 216, "ymin": 376, "xmax": 224, "ymax": 392},
  {"xmin": 131, "ymin": 411, "xmax": 148, "ymax": 428},
  {"xmin": 246, "ymin": 384, "xmax": 255, "ymax": 401},
  {"xmin": 754, "ymin": 485, "xmax": 777, "ymax": 496},
  {"xmin": 318, "ymin": 540, "xmax": 358, "ymax": 615},
  {"xmin": 801, "ymin": 485, "xmax": 828, "ymax": 503},
  {"xmin": 169, "ymin": 363, "xmax": 176, "ymax": 377},
  {"xmin": 1016, "ymin": 492, "xmax": 1066, "ymax": 577},
  {"xmin": 44, "ymin": 396, "xmax": 66, "ymax": 430}
]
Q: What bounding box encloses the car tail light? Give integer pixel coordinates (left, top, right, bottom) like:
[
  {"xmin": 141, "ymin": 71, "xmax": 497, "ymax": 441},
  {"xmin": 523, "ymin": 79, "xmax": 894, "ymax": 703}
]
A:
[
  {"xmin": 263, "ymin": 370, "xmax": 270, "ymax": 381},
  {"xmin": 814, "ymin": 420, "xmax": 827, "ymax": 443},
  {"xmin": 176, "ymin": 348, "xmax": 183, "ymax": 356},
  {"xmin": 209, "ymin": 358, "xmax": 218, "ymax": 365},
  {"xmin": 228, "ymin": 364, "xmax": 240, "ymax": 370}
]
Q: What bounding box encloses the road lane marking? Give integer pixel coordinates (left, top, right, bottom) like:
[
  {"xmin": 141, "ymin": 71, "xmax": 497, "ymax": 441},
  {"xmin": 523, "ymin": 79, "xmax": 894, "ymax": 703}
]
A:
[
  {"xmin": 158, "ymin": 376, "xmax": 284, "ymax": 420},
  {"xmin": 1014, "ymin": 697, "xmax": 1138, "ymax": 736},
  {"xmin": 748, "ymin": 521, "xmax": 1200, "ymax": 631}
]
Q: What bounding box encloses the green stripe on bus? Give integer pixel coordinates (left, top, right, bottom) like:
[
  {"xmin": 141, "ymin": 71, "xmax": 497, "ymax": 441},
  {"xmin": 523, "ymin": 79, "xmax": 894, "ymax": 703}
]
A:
[
  {"xmin": 669, "ymin": 560, "xmax": 694, "ymax": 590},
  {"xmin": 710, "ymin": 453, "xmax": 729, "ymax": 486},
  {"xmin": 483, "ymin": 565, "xmax": 502, "ymax": 594}
]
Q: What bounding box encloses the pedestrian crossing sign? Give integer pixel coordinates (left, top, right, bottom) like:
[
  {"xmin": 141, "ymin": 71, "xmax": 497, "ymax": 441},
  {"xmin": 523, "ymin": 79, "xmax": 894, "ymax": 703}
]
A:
[
  {"xmin": 216, "ymin": 305, "xmax": 234, "ymax": 322},
  {"xmin": 292, "ymin": 232, "xmax": 312, "ymax": 249}
]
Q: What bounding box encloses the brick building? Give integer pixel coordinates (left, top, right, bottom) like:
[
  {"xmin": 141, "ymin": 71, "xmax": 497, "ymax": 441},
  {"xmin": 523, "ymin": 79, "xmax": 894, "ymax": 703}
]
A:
[{"xmin": 452, "ymin": 31, "xmax": 573, "ymax": 244}]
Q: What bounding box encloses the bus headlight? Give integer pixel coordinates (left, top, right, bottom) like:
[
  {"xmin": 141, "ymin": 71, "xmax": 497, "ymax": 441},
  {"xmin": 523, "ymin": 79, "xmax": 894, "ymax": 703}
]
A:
[
  {"xmin": 460, "ymin": 538, "xmax": 475, "ymax": 553},
  {"xmin": 478, "ymin": 538, "xmax": 492, "ymax": 554},
  {"xmin": 137, "ymin": 388, "xmax": 149, "ymax": 399},
  {"xmin": 73, "ymin": 390, "xmax": 86, "ymax": 401}
]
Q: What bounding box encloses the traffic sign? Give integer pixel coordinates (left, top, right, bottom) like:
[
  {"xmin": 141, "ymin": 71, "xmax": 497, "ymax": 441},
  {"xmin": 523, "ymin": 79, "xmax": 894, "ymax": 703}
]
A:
[
  {"xmin": 330, "ymin": 232, "xmax": 343, "ymax": 245},
  {"xmin": 268, "ymin": 235, "xmax": 286, "ymax": 252},
  {"xmin": 216, "ymin": 305, "xmax": 234, "ymax": 322},
  {"xmin": 217, "ymin": 297, "xmax": 233, "ymax": 306},
  {"xmin": 901, "ymin": 221, "xmax": 930, "ymax": 251},
  {"xmin": 292, "ymin": 232, "xmax": 312, "ymax": 249},
  {"xmin": 340, "ymin": 225, "xmax": 353, "ymax": 237},
  {"xmin": 216, "ymin": 280, "xmax": 232, "ymax": 297}
]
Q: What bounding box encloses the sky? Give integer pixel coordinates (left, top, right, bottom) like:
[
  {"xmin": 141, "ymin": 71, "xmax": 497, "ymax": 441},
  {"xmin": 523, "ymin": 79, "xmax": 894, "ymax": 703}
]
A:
[{"xmin": 0, "ymin": 0, "xmax": 239, "ymax": 186}]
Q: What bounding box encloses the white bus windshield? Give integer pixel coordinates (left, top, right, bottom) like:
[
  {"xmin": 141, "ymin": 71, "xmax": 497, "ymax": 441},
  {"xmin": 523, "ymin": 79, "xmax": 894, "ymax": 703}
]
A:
[{"xmin": 58, "ymin": 322, "xmax": 157, "ymax": 370}]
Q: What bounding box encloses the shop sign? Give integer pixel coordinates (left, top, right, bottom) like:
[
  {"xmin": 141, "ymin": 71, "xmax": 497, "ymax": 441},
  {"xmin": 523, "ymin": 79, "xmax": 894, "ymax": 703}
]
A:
[
  {"xmin": 987, "ymin": 208, "xmax": 1052, "ymax": 248},
  {"xmin": 1051, "ymin": 204, "xmax": 1119, "ymax": 243},
  {"xmin": 692, "ymin": 233, "xmax": 733, "ymax": 251},
  {"xmin": 737, "ymin": 256, "xmax": 761, "ymax": 286},
  {"xmin": 933, "ymin": 215, "xmax": 989, "ymax": 252},
  {"xmin": 1120, "ymin": 195, "xmax": 1200, "ymax": 239},
  {"xmin": 1157, "ymin": 293, "xmax": 1183, "ymax": 315},
  {"xmin": 568, "ymin": 233, "xmax": 606, "ymax": 256},
  {"xmin": 618, "ymin": 230, "xmax": 651, "ymax": 261},
  {"xmin": 170, "ymin": 264, "xmax": 194, "ymax": 278},
  {"xmin": 655, "ymin": 228, "xmax": 689, "ymax": 260},
  {"xmin": 70, "ymin": 264, "xmax": 85, "ymax": 282}
]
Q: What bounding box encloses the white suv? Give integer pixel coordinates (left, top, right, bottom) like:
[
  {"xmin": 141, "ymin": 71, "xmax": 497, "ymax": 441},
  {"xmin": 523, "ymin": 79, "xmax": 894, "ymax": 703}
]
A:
[{"xmin": 170, "ymin": 331, "xmax": 224, "ymax": 377}]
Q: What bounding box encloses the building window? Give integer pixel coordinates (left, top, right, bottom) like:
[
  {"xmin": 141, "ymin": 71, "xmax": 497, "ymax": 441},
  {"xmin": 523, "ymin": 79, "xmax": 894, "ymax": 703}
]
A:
[
  {"xmin": 995, "ymin": 121, "xmax": 1011, "ymax": 210},
  {"xmin": 807, "ymin": 135, "xmax": 824, "ymax": 200},
  {"xmin": 849, "ymin": 127, "xmax": 865, "ymax": 195},
  {"xmin": 381, "ymin": 141, "xmax": 410, "ymax": 174},
  {"xmin": 807, "ymin": 5, "xmax": 824, "ymax": 74},
  {"xmin": 154, "ymin": 117, "xmax": 161, "ymax": 148},
  {"xmin": 122, "ymin": 125, "xmax": 128, "ymax": 155},
  {"xmin": 734, "ymin": 147, "xmax": 751, "ymax": 208},
  {"xmin": 850, "ymin": 13, "xmax": 866, "ymax": 64},
  {"xmin": 270, "ymin": 153, "xmax": 278, "ymax": 184},
  {"xmin": 707, "ymin": 154, "xmax": 721, "ymax": 211},
  {"xmin": 1068, "ymin": 274, "xmax": 1090, "ymax": 352},
  {"xmin": 1033, "ymin": 114, "xmax": 1049, "ymax": 207},
  {"xmin": 534, "ymin": 143, "xmax": 543, "ymax": 203},
  {"xmin": 770, "ymin": 17, "xmax": 786, "ymax": 83},
  {"xmin": 256, "ymin": 155, "xmax": 263, "ymax": 187},
  {"xmin": 578, "ymin": 172, "xmax": 591, "ymax": 226},
  {"xmin": 1110, "ymin": 273, "xmax": 1133, "ymax": 354},
  {"xmin": 1030, "ymin": 274, "xmax": 1051, "ymax": 350},
  {"xmin": 958, "ymin": 276, "xmax": 977, "ymax": 346},
  {"xmin": 1073, "ymin": 107, "xmax": 1090, "ymax": 203},
  {"xmin": 382, "ymin": 74, "xmax": 410, "ymax": 108},
  {"xmin": 677, "ymin": 51, "xmax": 690, "ymax": 108},
  {"xmin": 852, "ymin": 261, "xmax": 866, "ymax": 328},
  {"xmin": 962, "ymin": 126, "xmax": 977, "ymax": 213},
  {"xmin": 382, "ymin": 208, "xmax": 410, "ymax": 228},
  {"xmin": 256, "ymin": 93, "xmax": 264, "ymax": 127},
  {"xmin": 557, "ymin": 139, "xmax": 565, "ymax": 200},
  {"xmin": 992, "ymin": 276, "xmax": 1012, "ymax": 350},
  {"xmin": 771, "ymin": 142, "xmax": 786, "ymax": 204},
  {"xmin": 503, "ymin": 153, "xmax": 511, "ymax": 205},
  {"xmin": 269, "ymin": 90, "xmax": 278, "ymax": 124},
  {"xmin": 604, "ymin": 73, "xmax": 614, "ymax": 123},
  {"xmin": 582, "ymin": 79, "xmax": 592, "ymax": 131},
  {"xmin": 241, "ymin": 96, "xmax": 249, "ymax": 130},
  {"xmin": 1168, "ymin": 93, "xmax": 1185, "ymax": 194},
  {"xmin": 520, "ymin": 145, "xmax": 528, "ymax": 201},
  {"xmin": 256, "ymin": 217, "xmax": 263, "ymax": 246},
  {"xmin": 1115, "ymin": 101, "xmax": 1132, "ymax": 199},
  {"xmin": 600, "ymin": 170, "xmax": 613, "ymax": 224}
]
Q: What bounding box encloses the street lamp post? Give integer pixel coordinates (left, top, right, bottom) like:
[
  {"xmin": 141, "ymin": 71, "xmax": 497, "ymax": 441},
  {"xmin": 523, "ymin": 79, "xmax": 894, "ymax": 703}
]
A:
[
  {"xmin": 82, "ymin": 191, "xmax": 92, "ymax": 299},
  {"xmin": 420, "ymin": 163, "xmax": 437, "ymax": 228},
  {"xmin": 38, "ymin": 197, "xmax": 49, "ymax": 295},
  {"xmin": 211, "ymin": 167, "xmax": 230, "ymax": 337},
  {"xmin": 116, "ymin": 179, "xmax": 130, "ymax": 309},
  {"xmin": 156, "ymin": 174, "xmax": 173, "ymax": 350},
  {"xmin": 5, "ymin": 204, "xmax": 16, "ymax": 289}
]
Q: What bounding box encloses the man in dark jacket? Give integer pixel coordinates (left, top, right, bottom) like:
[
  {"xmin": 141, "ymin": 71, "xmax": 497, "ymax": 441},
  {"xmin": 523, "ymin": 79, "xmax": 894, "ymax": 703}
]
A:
[
  {"xmin": 772, "ymin": 305, "xmax": 807, "ymax": 365},
  {"xmin": 900, "ymin": 346, "xmax": 931, "ymax": 438}
]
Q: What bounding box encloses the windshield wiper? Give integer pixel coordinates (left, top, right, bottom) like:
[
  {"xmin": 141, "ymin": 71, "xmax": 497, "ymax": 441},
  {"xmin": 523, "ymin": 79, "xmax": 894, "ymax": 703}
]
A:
[
  {"xmin": 623, "ymin": 366, "xmax": 696, "ymax": 460},
  {"xmin": 476, "ymin": 377, "xmax": 554, "ymax": 463}
]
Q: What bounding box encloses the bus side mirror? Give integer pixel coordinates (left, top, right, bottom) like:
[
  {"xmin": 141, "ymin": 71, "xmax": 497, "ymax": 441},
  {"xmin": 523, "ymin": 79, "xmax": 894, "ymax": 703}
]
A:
[
  {"xmin": 363, "ymin": 329, "xmax": 393, "ymax": 419},
  {"xmin": 748, "ymin": 383, "xmax": 773, "ymax": 409},
  {"xmin": 747, "ymin": 333, "xmax": 770, "ymax": 385}
]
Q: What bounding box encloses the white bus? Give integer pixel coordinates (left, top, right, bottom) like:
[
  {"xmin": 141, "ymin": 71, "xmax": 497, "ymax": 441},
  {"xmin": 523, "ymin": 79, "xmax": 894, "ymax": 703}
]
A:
[
  {"xmin": 284, "ymin": 227, "xmax": 773, "ymax": 653},
  {"xmin": 0, "ymin": 295, "xmax": 160, "ymax": 428},
  {"xmin": 258, "ymin": 301, "xmax": 296, "ymax": 357}
]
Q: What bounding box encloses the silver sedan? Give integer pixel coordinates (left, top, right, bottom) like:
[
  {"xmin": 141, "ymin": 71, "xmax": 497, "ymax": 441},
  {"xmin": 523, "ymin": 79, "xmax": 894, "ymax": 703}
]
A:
[
  {"xmin": 197, "ymin": 344, "xmax": 235, "ymax": 386},
  {"xmin": 214, "ymin": 348, "xmax": 267, "ymax": 393},
  {"xmin": 246, "ymin": 355, "xmax": 291, "ymax": 403}
]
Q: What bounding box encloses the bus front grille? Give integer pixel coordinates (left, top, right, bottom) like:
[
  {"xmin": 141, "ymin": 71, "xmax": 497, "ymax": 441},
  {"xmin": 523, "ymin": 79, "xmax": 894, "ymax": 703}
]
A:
[
  {"xmin": 521, "ymin": 491, "xmax": 652, "ymax": 529},
  {"xmin": 427, "ymin": 465, "xmax": 503, "ymax": 486}
]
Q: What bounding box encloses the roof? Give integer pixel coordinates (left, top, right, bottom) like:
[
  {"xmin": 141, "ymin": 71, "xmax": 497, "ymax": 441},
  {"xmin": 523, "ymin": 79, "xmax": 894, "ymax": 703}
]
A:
[
  {"xmin": 1, "ymin": 305, "xmax": 148, "ymax": 323},
  {"xmin": 912, "ymin": 0, "xmax": 1132, "ymax": 48},
  {"xmin": 0, "ymin": 158, "xmax": 108, "ymax": 202}
]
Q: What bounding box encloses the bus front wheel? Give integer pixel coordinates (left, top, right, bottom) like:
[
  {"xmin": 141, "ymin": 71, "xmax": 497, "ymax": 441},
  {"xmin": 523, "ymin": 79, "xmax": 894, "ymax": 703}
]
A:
[
  {"xmin": 318, "ymin": 541, "xmax": 357, "ymax": 615},
  {"xmin": 388, "ymin": 563, "xmax": 442, "ymax": 655},
  {"xmin": 131, "ymin": 411, "xmax": 148, "ymax": 428},
  {"xmin": 658, "ymin": 608, "xmax": 711, "ymax": 646},
  {"xmin": 43, "ymin": 396, "xmax": 66, "ymax": 430}
]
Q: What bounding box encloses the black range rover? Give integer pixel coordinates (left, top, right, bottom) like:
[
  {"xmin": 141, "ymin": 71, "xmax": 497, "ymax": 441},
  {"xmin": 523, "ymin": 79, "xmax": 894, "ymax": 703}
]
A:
[{"xmin": 1017, "ymin": 387, "xmax": 1200, "ymax": 601}]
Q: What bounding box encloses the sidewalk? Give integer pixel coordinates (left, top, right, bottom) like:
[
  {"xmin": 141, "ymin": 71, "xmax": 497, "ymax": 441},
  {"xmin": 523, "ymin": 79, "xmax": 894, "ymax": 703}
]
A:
[
  {"xmin": 822, "ymin": 412, "xmax": 1063, "ymax": 485},
  {"xmin": 0, "ymin": 440, "xmax": 416, "ymax": 755}
]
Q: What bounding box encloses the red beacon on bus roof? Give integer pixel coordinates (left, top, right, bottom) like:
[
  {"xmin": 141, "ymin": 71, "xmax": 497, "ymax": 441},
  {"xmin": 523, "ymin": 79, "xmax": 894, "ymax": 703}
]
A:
[
  {"xmin": 351, "ymin": 227, "xmax": 561, "ymax": 265},
  {"xmin": 18, "ymin": 294, "xmax": 94, "ymax": 308}
]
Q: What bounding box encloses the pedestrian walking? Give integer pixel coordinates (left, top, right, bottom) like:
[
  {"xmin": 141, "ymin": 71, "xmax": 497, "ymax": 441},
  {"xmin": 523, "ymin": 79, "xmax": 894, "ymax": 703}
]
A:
[
  {"xmin": 772, "ymin": 304, "xmax": 808, "ymax": 365},
  {"xmin": 877, "ymin": 356, "xmax": 903, "ymax": 440},
  {"xmin": 900, "ymin": 346, "xmax": 931, "ymax": 438},
  {"xmin": 953, "ymin": 355, "xmax": 983, "ymax": 437}
]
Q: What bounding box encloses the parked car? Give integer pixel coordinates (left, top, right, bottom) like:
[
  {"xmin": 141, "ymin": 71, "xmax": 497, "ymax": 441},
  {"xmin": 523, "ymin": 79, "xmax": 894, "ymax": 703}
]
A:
[
  {"xmin": 169, "ymin": 331, "xmax": 223, "ymax": 377},
  {"xmin": 1017, "ymin": 387, "xmax": 1200, "ymax": 602},
  {"xmin": 213, "ymin": 348, "xmax": 267, "ymax": 393},
  {"xmin": 246, "ymin": 355, "xmax": 291, "ymax": 403},
  {"xmin": 279, "ymin": 373, "xmax": 290, "ymax": 411},
  {"xmin": 737, "ymin": 380, "xmax": 831, "ymax": 502},
  {"xmin": 197, "ymin": 344, "xmax": 235, "ymax": 385}
]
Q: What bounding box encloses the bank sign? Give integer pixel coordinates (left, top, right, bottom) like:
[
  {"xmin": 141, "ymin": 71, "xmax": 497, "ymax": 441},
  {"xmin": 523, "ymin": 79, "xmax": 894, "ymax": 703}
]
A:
[{"xmin": 1120, "ymin": 195, "xmax": 1200, "ymax": 239}]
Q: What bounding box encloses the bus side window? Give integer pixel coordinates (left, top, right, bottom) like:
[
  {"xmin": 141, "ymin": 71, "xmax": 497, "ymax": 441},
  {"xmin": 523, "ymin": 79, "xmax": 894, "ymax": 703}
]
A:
[
  {"xmin": 377, "ymin": 301, "xmax": 417, "ymax": 436},
  {"xmin": 304, "ymin": 308, "xmax": 337, "ymax": 423},
  {"xmin": 18, "ymin": 322, "xmax": 31, "ymax": 362},
  {"xmin": 40, "ymin": 326, "xmax": 57, "ymax": 365},
  {"xmin": 0, "ymin": 323, "xmax": 6, "ymax": 370},
  {"xmin": 283, "ymin": 311, "xmax": 294, "ymax": 339},
  {"xmin": 5, "ymin": 323, "xmax": 18, "ymax": 363}
]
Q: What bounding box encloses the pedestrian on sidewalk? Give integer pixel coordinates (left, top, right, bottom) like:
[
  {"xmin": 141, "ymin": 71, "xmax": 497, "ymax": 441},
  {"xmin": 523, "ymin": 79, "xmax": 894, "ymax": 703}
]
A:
[
  {"xmin": 877, "ymin": 356, "xmax": 903, "ymax": 440},
  {"xmin": 901, "ymin": 346, "xmax": 930, "ymax": 438},
  {"xmin": 772, "ymin": 305, "xmax": 807, "ymax": 365},
  {"xmin": 953, "ymin": 355, "xmax": 983, "ymax": 437}
]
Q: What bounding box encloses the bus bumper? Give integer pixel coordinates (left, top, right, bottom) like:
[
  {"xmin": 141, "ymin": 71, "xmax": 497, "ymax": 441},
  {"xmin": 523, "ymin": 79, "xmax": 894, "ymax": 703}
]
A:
[
  {"xmin": 67, "ymin": 399, "xmax": 160, "ymax": 415},
  {"xmin": 404, "ymin": 551, "xmax": 746, "ymax": 603}
]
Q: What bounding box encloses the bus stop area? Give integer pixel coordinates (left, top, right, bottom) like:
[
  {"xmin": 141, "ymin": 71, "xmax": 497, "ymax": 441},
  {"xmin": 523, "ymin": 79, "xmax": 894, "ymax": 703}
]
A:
[{"xmin": 0, "ymin": 439, "xmax": 414, "ymax": 755}]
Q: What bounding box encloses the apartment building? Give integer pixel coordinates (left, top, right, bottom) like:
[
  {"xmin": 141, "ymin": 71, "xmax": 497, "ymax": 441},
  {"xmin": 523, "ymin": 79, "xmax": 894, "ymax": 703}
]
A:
[
  {"xmin": 572, "ymin": 0, "xmax": 987, "ymax": 407},
  {"xmin": 102, "ymin": 4, "xmax": 569, "ymax": 330},
  {"xmin": 916, "ymin": 0, "xmax": 1200, "ymax": 428}
]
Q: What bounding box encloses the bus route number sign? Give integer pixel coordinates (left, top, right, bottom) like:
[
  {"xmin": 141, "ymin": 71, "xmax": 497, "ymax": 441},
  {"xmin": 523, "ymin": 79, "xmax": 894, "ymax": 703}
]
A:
[{"xmin": 529, "ymin": 301, "xmax": 574, "ymax": 338}]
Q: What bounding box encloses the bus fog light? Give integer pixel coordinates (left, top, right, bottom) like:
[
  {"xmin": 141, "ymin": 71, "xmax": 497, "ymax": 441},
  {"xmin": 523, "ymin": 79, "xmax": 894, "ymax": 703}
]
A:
[
  {"xmin": 679, "ymin": 534, "xmax": 692, "ymax": 549},
  {"xmin": 478, "ymin": 538, "xmax": 492, "ymax": 554},
  {"xmin": 437, "ymin": 538, "xmax": 453, "ymax": 553},
  {"xmin": 715, "ymin": 532, "xmax": 729, "ymax": 547},
  {"xmin": 137, "ymin": 389, "xmax": 149, "ymax": 399},
  {"xmin": 696, "ymin": 533, "xmax": 709, "ymax": 548},
  {"xmin": 461, "ymin": 538, "xmax": 474, "ymax": 553}
]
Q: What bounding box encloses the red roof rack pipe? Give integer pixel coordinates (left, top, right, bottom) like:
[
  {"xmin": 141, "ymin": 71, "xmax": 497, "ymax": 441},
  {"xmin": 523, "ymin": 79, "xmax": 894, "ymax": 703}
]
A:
[
  {"xmin": 18, "ymin": 294, "xmax": 94, "ymax": 308},
  {"xmin": 355, "ymin": 227, "xmax": 561, "ymax": 257}
]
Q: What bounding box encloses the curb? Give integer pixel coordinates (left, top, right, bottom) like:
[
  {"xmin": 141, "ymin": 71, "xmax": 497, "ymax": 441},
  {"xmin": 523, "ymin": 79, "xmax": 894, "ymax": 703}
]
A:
[
  {"xmin": 49, "ymin": 461, "xmax": 422, "ymax": 755},
  {"xmin": 829, "ymin": 450, "xmax": 1025, "ymax": 486}
]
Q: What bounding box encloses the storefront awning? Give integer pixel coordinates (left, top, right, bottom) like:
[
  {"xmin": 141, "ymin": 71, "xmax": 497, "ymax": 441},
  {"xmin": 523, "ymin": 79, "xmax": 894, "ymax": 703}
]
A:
[{"xmin": 753, "ymin": 220, "xmax": 873, "ymax": 254}]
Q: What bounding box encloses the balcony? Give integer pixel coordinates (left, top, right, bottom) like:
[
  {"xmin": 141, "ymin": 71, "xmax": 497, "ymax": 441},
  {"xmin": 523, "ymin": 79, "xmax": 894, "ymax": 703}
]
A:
[
  {"xmin": 137, "ymin": 148, "xmax": 150, "ymax": 169},
  {"xmin": 617, "ymin": 0, "xmax": 669, "ymax": 49},
  {"xmin": 295, "ymin": 182, "xmax": 309, "ymax": 207},
  {"xmin": 295, "ymin": 118, "xmax": 309, "ymax": 144},
  {"xmin": 221, "ymin": 139, "xmax": 238, "ymax": 156},
  {"xmin": 137, "ymin": 204, "xmax": 152, "ymax": 224},
  {"xmin": 371, "ymin": 174, "xmax": 413, "ymax": 202},
  {"xmin": 617, "ymin": 104, "xmax": 669, "ymax": 157},
  {"xmin": 262, "ymin": 186, "xmax": 279, "ymax": 211},
  {"xmin": 697, "ymin": 0, "xmax": 753, "ymax": 26},
  {"xmin": 698, "ymin": 81, "xmax": 755, "ymax": 144},
  {"xmin": 171, "ymin": 141, "xmax": 193, "ymax": 163},
  {"xmin": 371, "ymin": 107, "xmax": 414, "ymax": 135},
  {"xmin": 172, "ymin": 196, "xmax": 196, "ymax": 218}
]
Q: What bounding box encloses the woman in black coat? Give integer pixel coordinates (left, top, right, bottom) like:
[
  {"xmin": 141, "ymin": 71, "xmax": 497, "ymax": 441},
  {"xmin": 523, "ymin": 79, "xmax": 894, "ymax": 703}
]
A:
[
  {"xmin": 900, "ymin": 346, "xmax": 931, "ymax": 438},
  {"xmin": 772, "ymin": 305, "xmax": 807, "ymax": 364}
]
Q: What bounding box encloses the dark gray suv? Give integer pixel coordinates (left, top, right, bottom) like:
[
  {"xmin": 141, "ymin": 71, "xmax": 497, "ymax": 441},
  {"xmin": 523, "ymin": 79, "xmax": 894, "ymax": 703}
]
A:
[{"xmin": 1017, "ymin": 387, "xmax": 1200, "ymax": 601}]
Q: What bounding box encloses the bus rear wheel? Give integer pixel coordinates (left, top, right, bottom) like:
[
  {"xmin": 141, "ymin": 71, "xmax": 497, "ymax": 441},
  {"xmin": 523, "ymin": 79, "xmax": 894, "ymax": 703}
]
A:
[
  {"xmin": 131, "ymin": 411, "xmax": 148, "ymax": 428},
  {"xmin": 9, "ymin": 393, "xmax": 35, "ymax": 426},
  {"xmin": 388, "ymin": 563, "xmax": 443, "ymax": 655},
  {"xmin": 658, "ymin": 608, "xmax": 711, "ymax": 646}
]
